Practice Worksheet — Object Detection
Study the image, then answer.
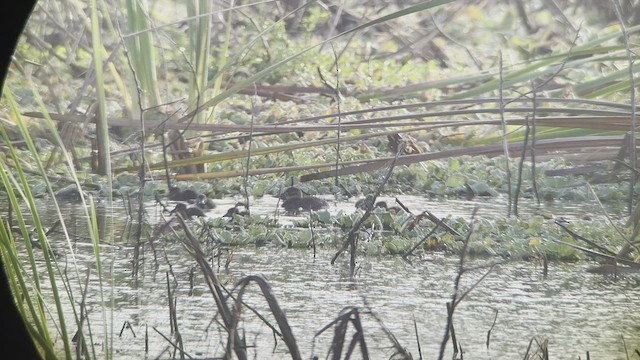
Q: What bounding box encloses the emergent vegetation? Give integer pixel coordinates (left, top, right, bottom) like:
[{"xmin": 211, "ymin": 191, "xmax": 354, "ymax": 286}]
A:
[{"xmin": 2, "ymin": 0, "xmax": 640, "ymax": 358}]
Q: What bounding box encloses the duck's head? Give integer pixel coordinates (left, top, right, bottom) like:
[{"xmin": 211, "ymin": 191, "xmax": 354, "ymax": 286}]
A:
[
  {"xmin": 224, "ymin": 204, "xmax": 249, "ymax": 217},
  {"xmin": 280, "ymin": 186, "xmax": 305, "ymax": 200}
]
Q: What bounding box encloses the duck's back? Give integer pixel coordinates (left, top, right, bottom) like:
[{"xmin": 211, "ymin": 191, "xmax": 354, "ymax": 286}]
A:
[{"xmin": 282, "ymin": 196, "xmax": 328, "ymax": 213}]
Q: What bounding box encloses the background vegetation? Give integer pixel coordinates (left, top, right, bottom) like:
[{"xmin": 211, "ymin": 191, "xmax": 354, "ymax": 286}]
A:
[{"xmin": 2, "ymin": 0, "xmax": 640, "ymax": 358}]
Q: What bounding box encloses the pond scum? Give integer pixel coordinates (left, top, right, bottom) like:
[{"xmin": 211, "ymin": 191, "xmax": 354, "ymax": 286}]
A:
[{"xmin": 3, "ymin": 0, "xmax": 640, "ymax": 358}]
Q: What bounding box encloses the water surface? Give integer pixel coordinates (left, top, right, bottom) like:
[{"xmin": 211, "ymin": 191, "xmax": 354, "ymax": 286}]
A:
[{"xmin": 16, "ymin": 194, "xmax": 640, "ymax": 359}]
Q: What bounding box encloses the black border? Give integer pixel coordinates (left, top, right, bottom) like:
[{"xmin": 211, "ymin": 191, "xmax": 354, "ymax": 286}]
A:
[{"xmin": 0, "ymin": 1, "xmax": 42, "ymax": 359}]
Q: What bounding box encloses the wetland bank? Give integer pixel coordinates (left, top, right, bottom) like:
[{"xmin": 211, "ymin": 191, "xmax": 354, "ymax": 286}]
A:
[{"xmin": 3, "ymin": 0, "xmax": 640, "ymax": 359}]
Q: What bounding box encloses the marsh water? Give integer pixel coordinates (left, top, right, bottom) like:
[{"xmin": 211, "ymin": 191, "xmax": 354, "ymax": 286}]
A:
[{"xmin": 19, "ymin": 194, "xmax": 640, "ymax": 359}]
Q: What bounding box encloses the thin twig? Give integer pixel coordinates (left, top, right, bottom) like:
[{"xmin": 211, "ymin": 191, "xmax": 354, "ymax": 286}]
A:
[
  {"xmin": 514, "ymin": 117, "xmax": 531, "ymax": 217},
  {"xmin": 530, "ymin": 82, "xmax": 540, "ymax": 205},
  {"xmin": 585, "ymin": 183, "xmax": 629, "ymax": 242},
  {"xmin": 331, "ymin": 145, "xmax": 404, "ymax": 275},
  {"xmin": 498, "ymin": 52, "xmax": 512, "ymax": 217},
  {"xmin": 413, "ymin": 314, "xmax": 423, "ymax": 360},
  {"xmin": 431, "ymin": 13, "xmax": 482, "ymax": 70},
  {"xmin": 151, "ymin": 327, "xmax": 194, "ymax": 359},
  {"xmin": 362, "ymin": 298, "xmax": 411, "ymax": 358},
  {"xmin": 486, "ymin": 309, "xmax": 498, "ymax": 349},
  {"xmin": 332, "ymin": 43, "xmax": 342, "ymax": 187},
  {"xmin": 116, "ymin": 16, "xmax": 148, "ymax": 242},
  {"xmin": 455, "ymin": 262, "xmax": 499, "ymax": 306},
  {"xmin": 554, "ymin": 221, "xmax": 618, "ymax": 257},
  {"xmin": 437, "ymin": 207, "xmax": 478, "ymax": 360},
  {"xmin": 243, "ymin": 86, "xmax": 257, "ymax": 212},
  {"xmin": 504, "ymin": 27, "xmax": 581, "ymax": 107},
  {"xmin": 401, "ymin": 222, "xmax": 441, "ymax": 262}
]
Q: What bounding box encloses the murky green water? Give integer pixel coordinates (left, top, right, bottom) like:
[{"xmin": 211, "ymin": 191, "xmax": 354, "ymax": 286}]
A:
[{"xmin": 15, "ymin": 194, "xmax": 640, "ymax": 359}]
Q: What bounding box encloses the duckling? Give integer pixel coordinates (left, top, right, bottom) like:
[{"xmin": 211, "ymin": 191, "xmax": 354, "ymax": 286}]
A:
[
  {"xmin": 277, "ymin": 185, "xmax": 328, "ymax": 214},
  {"xmin": 586, "ymin": 264, "xmax": 640, "ymax": 275},
  {"xmin": 282, "ymin": 196, "xmax": 329, "ymax": 215},
  {"xmin": 194, "ymin": 193, "xmax": 215, "ymax": 209},
  {"xmin": 222, "ymin": 203, "xmax": 249, "ymax": 218},
  {"xmin": 170, "ymin": 202, "xmax": 206, "ymax": 219},
  {"xmin": 168, "ymin": 185, "xmax": 199, "ymax": 202},
  {"xmin": 355, "ymin": 196, "xmax": 401, "ymax": 212},
  {"xmin": 374, "ymin": 201, "xmax": 402, "ymax": 214},
  {"xmin": 355, "ymin": 195, "xmax": 375, "ymax": 210},
  {"xmin": 54, "ymin": 186, "xmax": 90, "ymax": 203}
]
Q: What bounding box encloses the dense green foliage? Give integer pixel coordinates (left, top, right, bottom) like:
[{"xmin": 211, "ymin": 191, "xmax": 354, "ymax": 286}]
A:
[{"xmin": 3, "ymin": 1, "xmax": 640, "ymax": 357}]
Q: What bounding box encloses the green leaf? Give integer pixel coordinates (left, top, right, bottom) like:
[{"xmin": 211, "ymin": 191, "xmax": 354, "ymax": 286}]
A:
[{"xmin": 445, "ymin": 175, "xmax": 466, "ymax": 188}]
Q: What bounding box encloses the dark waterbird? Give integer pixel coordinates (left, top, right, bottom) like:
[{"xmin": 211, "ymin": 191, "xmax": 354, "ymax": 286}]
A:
[
  {"xmin": 373, "ymin": 201, "xmax": 402, "ymax": 214},
  {"xmin": 194, "ymin": 193, "xmax": 215, "ymax": 209},
  {"xmin": 282, "ymin": 196, "xmax": 329, "ymax": 215},
  {"xmin": 586, "ymin": 264, "xmax": 640, "ymax": 276},
  {"xmin": 277, "ymin": 186, "xmax": 329, "ymax": 214},
  {"xmin": 54, "ymin": 185, "xmax": 91, "ymax": 203},
  {"xmin": 355, "ymin": 194, "xmax": 375, "ymax": 210},
  {"xmin": 355, "ymin": 195, "xmax": 402, "ymax": 213},
  {"xmin": 224, "ymin": 203, "xmax": 250, "ymax": 218},
  {"xmin": 168, "ymin": 186, "xmax": 199, "ymax": 202},
  {"xmin": 170, "ymin": 202, "xmax": 206, "ymax": 219}
]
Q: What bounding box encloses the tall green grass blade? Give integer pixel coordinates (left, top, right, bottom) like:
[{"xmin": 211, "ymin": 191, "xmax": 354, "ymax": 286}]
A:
[
  {"xmin": 361, "ymin": 24, "xmax": 640, "ymax": 102},
  {"xmin": 91, "ymin": 3, "xmax": 114, "ymax": 349},
  {"xmin": 29, "ymin": 78, "xmax": 102, "ymax": 357},
  {"xmin": 208, "ymin": 0, "xmax": 234, "ymax": 123},
  {"xmin": 0, "ymin": 167, "xmax": 55, "ymax": 359},
  {"xmin": 574, "ymin": 61, "xmax": 640, "ymax": 97},
  {"xmin": 2, "ymin": 88, "xmax": 73, "ymax": 359},
  {"xmin": 96, "ymin": 0, "xmax": 135, "ymax": 116},
  {"xmin": 91, "ymin": 0, "xmax": 113, "ymax": 183},
  {"xmin": 186, "ymin": 0, "xmax": 213, "ymax": 124},
  {"xmin": 3, "ymin": 79, "xmax": 108, "ymax": 359},
  {"xmin": 124, "ymin": 0, "xmax": 161, "ymax": 110},
  {"xmin": 582, "ymin": 75, "xmax": 640, "ymax": 99},
  {"xmin": 89, "ymin": 194, "xmax": 111, "ymax": 360}
]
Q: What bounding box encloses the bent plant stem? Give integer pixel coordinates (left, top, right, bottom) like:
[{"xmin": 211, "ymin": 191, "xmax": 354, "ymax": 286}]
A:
[
  {"xmin": 222, "ymin": 284, "xmax": 285, "ymax": 339},
  {"xmin": 175, "ymin": 214, "xmax": 248, "ymax": 360},
  {"xmin": 165, "ymin": 271, "xmax": 184, "ymax": 357},
  {"xmin": 161, "ymin": 127, "xmax": 172, "ymax": 187},
  {"xmin": 232, "ymin": 275, "xmax": 302, "ymax": 360},
  {"xmin": 313, "ymin": 307, "xmax": 369, "ymax": 359}
]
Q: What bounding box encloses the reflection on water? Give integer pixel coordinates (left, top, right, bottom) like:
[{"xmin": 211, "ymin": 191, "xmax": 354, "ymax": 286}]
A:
[{"xmin": 13, "ymin": 194, "xmax": 640, "ymax": 359}]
